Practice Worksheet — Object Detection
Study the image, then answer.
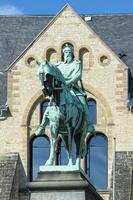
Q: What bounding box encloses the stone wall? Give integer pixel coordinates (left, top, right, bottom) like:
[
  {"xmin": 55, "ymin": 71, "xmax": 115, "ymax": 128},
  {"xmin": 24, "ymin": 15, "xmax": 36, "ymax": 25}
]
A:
[
  {"xmin": 0, "ymin": 153, "xmax": 29, "ymax": 200},
  {"xmin": 0, "ymin": 153, "xmax": 18, "ymax": 200},
  {"xmin": 112, "ymin": 152, "xmax": 133, "ymax": 200},
  {"xmin": 0, "ymin": 5, "xmax": 133, "ymax": 200}
]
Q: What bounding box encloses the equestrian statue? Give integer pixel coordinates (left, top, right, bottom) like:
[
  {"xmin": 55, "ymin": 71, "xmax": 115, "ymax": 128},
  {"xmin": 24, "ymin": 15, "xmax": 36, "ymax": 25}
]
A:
[{"xmin": 35, "ymin": 44, "xmax": 94, "ymax": 167}]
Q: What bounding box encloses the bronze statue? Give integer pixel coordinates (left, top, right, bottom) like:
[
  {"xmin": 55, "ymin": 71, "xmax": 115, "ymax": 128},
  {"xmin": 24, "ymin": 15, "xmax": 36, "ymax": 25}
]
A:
[{"xmin": 35, "ymin": 44, "xmax": 94, "ymax": 167}]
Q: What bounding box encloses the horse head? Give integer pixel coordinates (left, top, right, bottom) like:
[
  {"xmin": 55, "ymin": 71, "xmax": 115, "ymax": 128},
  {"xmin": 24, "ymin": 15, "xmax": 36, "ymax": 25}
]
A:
[{"xmin": 37, "ymin": 60, "xmax": 65, "ymax": 97}]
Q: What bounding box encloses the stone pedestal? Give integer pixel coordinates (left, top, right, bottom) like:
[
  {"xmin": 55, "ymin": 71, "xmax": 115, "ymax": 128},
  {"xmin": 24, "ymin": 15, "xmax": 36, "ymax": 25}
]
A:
[{"xmin": 27, "ymin": 168, "xmax": 103, "ymax": 200}]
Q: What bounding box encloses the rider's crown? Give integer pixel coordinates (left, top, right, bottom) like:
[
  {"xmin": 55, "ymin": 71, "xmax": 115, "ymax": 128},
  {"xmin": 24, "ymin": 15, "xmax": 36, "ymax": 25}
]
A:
[{"xmin": 62, "ymin": 44, "xmax": 74, "ymax": 54}]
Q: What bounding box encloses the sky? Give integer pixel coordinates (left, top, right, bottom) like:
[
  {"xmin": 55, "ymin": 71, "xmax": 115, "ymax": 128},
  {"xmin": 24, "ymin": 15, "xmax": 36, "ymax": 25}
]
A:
[{"xmin": 0, "ymin": 0, "xmax": 133, "ymax": 15}]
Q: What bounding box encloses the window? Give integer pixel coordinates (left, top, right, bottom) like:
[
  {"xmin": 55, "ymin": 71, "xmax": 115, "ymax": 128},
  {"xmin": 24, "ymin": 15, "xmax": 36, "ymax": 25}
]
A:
[
  {"xmin": 30, "ymin": 136, "xmax": 50, "ymax": 180},
  {"xmin": 87, "ymin": 134, "xmax": 108, "ymax": 189},
  {"xmin": 46, "ymin": 48, "xmax": 57, "ymax": 63},
  {"xmin": 29, "ymin": 100, "xmax": 50, "ymax": 181},
  {"xmin": 87, "ymin": 99, "xmax": 97, "ymax": 124},
  {"xmin": 79, "ymin": 47, "xmax": 89, "ymax": 69}
]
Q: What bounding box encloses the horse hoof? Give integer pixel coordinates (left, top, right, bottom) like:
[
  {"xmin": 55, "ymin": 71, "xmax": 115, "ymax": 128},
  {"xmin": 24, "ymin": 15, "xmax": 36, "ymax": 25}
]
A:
[
  {"xmin": 35, "ymin": 129, "xmax": 42, "ymax": 136},
  {"xmin": 67, "ymin": 160, "xmax": 74, "ymax": 166},
  {"xmin": 76, "ymin": 158, "xmax": 80, "ymax": 167},
  {"xmin": 45, "ymin": 163, "xmax": 51, "ymax": 166},
  {"xmin": 45, "ymin": 159, "xmax": 54, "ymax": 166},
  {"xmin": 45, "ymin": 162, "xmax": 52, "ymax": 166}
]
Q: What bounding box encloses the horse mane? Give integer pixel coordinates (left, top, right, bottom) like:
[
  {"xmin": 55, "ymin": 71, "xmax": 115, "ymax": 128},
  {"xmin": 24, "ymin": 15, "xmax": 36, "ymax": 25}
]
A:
[{"xmin": 37, "ymin": 61, "xmax": 66, "ymax": 84}]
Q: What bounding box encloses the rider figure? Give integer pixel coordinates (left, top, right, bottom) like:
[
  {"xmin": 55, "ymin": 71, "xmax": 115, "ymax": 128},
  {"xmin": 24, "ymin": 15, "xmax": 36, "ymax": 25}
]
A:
[
  {"xmin": 55, "ymin": 43, "xmax": 93, "ymax": 132},
  {"xmin": 35, "ymin": 44, "xmax": 94, "ymax": 166}
]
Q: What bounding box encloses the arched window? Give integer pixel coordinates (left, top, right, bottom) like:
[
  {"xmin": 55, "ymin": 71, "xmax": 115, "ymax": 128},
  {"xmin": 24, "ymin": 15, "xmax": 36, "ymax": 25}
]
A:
[
  {"xmin": 58, "ymin": 139, "xmax": 68, "ymax": 165},
  {"xmin": 87, "ymin": 134, "xmax": 108, "ymax": 189},
  {"xmin": 87, "ymin": 99, "xmax": 97, "ymax": 124},
  {"xmin": 79, "ymin": 47, "xmax": 89, "ymax": 69},
  {"xmin": 30, "ymin": 136, "xmax": 50, "ymax": 181},
  {"xmin": 40, "ymin": 99, "xmax": 49, "ymax": 121},
  {"xmin": 46, "ymin": 48, "xmax": 57, "ymax": 63}
]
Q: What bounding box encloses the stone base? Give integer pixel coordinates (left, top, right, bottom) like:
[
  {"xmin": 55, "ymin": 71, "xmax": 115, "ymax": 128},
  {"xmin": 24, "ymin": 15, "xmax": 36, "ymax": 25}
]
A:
[
  {"xmin": 39, "ymin": 164, "xmax": 80, "ymax": 172},
  {"xmin": 27, "ymin": 170, "xmax": 103, "ymax": 200},
  {"xmin": 30, "ymin": 190, "xmax": 101, "ymax": 200}
]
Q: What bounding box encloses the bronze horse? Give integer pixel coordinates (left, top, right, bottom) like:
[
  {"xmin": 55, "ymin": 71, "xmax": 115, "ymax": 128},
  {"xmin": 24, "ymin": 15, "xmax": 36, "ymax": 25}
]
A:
[{"xmin": 35, "ymin": 61, "xmax": 92, "ymax": 166}]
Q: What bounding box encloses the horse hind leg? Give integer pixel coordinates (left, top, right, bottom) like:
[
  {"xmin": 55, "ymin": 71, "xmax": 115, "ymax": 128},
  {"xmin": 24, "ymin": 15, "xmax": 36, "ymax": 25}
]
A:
[
  {"xmin": 61, "ymin": 135, "xmax": 69, "ymax": 161},
  {"xmin": 74, "ymin": 124, "xmax": 87, "ymax": 167},
  {"xmin": 45, "ymin": 138, "xmax": 57, "ymax": 166},
  {"xmin": 45, "ymin": 124, "xmax": 58, "ymax": 166},
  {"xmin": 67, "ymin": 127, "xmax": 76, "ymax": 166},
  {"xmin": 74, "ymin": 133, "xmax": 81, "ymax": 167}
]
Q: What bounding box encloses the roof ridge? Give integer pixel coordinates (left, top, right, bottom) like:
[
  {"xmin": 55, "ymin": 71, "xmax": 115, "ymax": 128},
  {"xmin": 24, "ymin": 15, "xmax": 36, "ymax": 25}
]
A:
[{"xmin": 0, "ymin": 13, "xmax": 133, "ymax": 18}]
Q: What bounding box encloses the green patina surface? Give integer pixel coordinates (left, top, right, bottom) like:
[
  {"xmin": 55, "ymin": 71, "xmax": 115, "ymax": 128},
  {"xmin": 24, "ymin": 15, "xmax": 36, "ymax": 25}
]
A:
[{"xmin": 35, "ymin": 44, "xmax": 94, "ymax": 169}]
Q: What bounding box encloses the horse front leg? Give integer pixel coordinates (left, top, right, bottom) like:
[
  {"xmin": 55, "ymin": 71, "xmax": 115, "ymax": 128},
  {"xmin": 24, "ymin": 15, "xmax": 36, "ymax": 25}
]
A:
[
  {"xmin": 45, "ymin": 123, "xmax": 58, "ymax": 166},
  {"xmin": 45, "ymin": 137, "xmax": 57, "ymax": 166},
  {"xmin": 35, "ymin": 110, "xmax": 49, "ymax": 136}
]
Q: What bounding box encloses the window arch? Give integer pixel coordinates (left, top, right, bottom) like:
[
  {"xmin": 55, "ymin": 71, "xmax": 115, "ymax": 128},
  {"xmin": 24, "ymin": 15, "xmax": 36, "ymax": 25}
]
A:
[
  {"xmin": 30, "ymin": 136, "xmax": 50, "ymax": 181},
  {"xmin": 79, "ymin": 47, "xmax": 89, "ymax": 69},
  {"xmin": 87, "ymin": 98, "xmax": 97, "ymax": 124},
  {"xmin": 46, "ymin": 48, "xmax": 57, "ymax": 63},
  {"xmin": 86, "ymin": 133, "xmax": 108, "ymax": 189}
]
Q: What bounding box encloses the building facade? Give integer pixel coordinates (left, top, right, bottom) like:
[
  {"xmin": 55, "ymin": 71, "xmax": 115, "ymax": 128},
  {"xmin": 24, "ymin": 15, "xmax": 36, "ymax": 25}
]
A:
[{"xmin": 0, "ymin": 5, "xmax": 133, "ymax": 200}]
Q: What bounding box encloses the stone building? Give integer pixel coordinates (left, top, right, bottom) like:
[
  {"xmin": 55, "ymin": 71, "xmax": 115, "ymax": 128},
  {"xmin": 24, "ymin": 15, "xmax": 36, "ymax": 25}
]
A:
[{"xmin": 0, "ymin": 4, "xmax": 133, "ymax": 200}]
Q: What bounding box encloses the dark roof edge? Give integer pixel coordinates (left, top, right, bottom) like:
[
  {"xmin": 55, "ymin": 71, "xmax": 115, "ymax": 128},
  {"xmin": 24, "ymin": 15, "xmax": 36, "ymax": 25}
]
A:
[
  {"xmin": 81, "ymin": 13, "xmax": 133, "ymax": 16},
  {"xmin": 0, "ymin": 13, "xmax": 133, "ymax": 18},
  {"xmin": 0, "ymin": 15, "xmax": 55, "ymax": 17}
]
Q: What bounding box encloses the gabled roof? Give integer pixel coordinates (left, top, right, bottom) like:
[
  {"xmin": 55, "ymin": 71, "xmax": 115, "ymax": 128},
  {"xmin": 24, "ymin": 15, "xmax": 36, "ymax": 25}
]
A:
[
  {"xmin": 0, "ymin": 12, "xmax": 133, "ymax": 106},
  {"xmin": 0, "ymin": 15, "xmax": 53, "ymax": 73},
  {"xmin": 0, "ymin": 15, "xmax": 53, "ymax": 107},
  {"xmin": 87, "ymin": 14, "xmax": 133, "ymax": 74}
]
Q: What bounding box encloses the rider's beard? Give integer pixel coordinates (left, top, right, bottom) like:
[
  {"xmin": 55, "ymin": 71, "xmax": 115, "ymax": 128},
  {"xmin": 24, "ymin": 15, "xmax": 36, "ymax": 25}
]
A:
[{"xmin": 64, "ymin": 56, "xmax": 73, "ymax": 63}]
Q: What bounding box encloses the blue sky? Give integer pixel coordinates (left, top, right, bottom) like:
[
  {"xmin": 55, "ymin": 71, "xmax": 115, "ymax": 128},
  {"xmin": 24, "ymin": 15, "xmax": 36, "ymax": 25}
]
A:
[{"xmin": 0, "ymin": 0, "xmax": 133, "ymax": 15}]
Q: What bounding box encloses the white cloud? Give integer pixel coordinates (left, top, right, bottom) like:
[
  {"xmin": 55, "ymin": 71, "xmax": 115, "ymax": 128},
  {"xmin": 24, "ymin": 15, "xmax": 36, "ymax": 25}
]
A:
[{"xmin": 0, "ymin": 5, "xmax": 23, "ymax": 15}]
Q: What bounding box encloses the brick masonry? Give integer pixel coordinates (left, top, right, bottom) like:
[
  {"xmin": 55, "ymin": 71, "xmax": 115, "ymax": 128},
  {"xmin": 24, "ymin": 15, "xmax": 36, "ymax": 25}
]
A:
[
  {"xmin": 0, "ymin": 5, "xmax": 133, "ymax": 200},
  {"xmin": 0, "ymin": 153, "xmax": 29, "ymax": 200},
  {"xmin": 110, "ymin": 152, "xmax": 133, "ymax": 200}
]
